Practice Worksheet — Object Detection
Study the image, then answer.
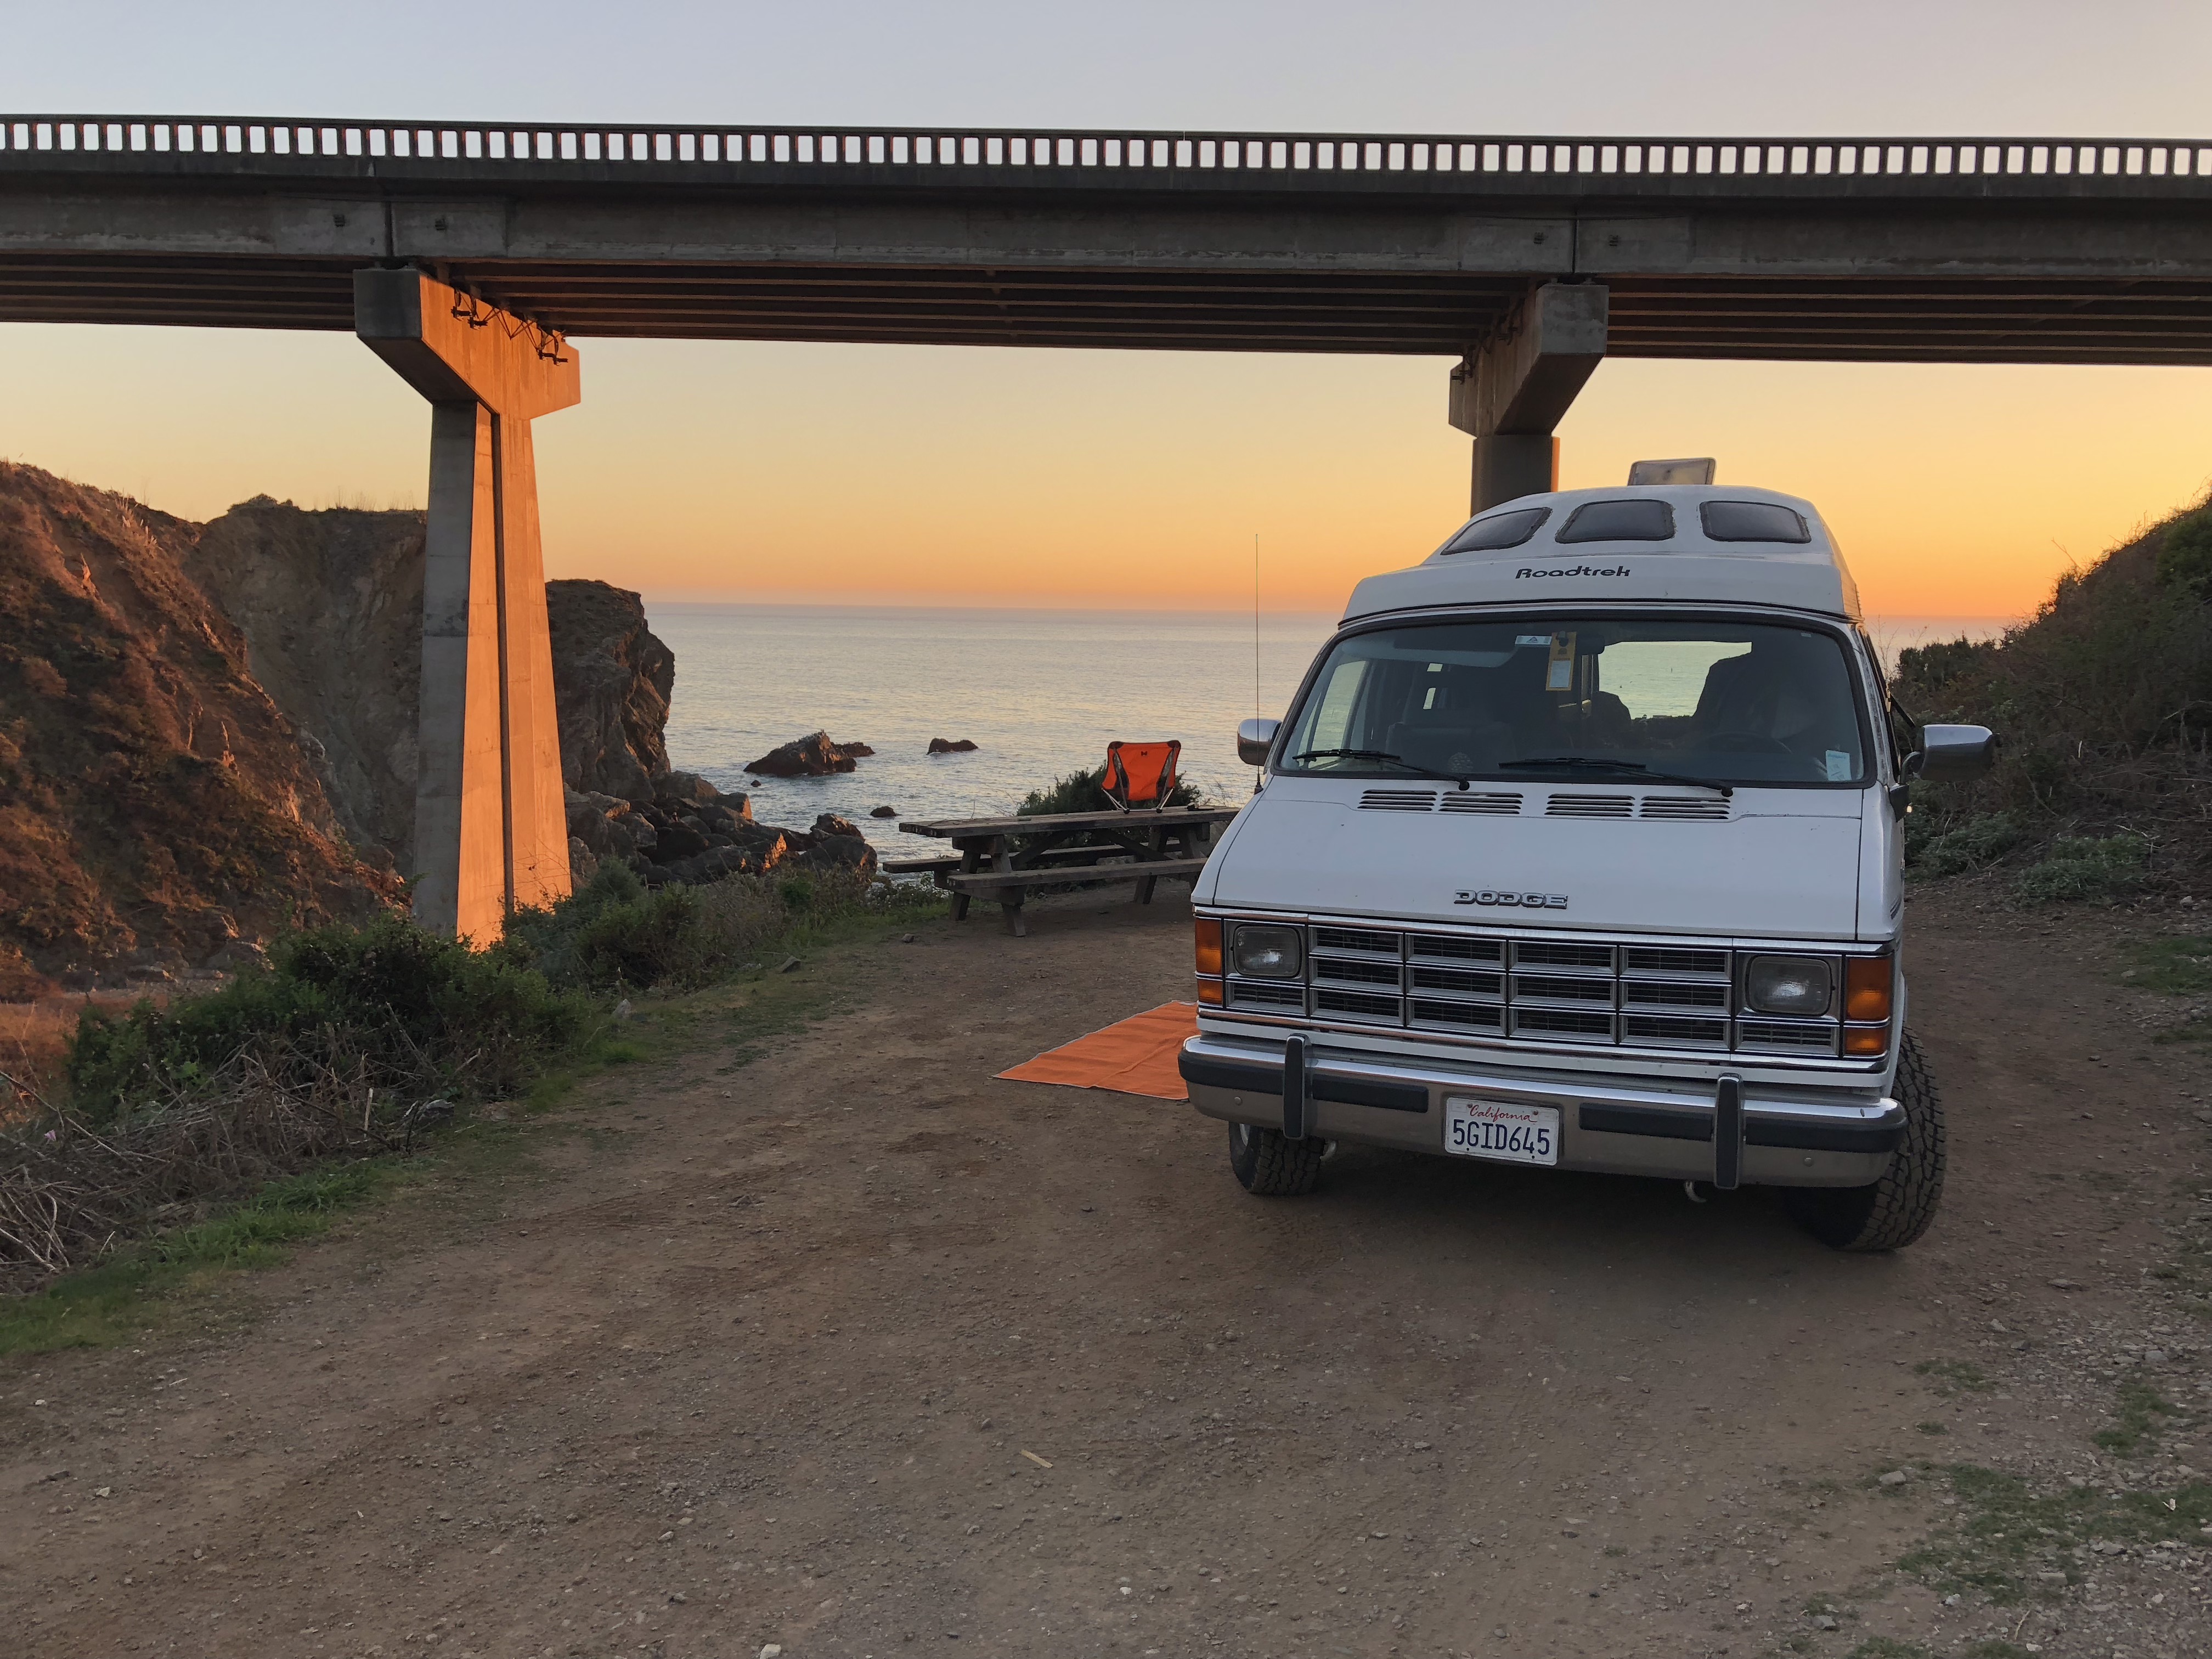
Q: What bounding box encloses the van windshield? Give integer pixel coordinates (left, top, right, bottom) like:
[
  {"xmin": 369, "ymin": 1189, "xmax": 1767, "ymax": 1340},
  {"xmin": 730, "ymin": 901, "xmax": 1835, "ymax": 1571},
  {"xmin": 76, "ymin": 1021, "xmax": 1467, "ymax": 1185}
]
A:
[{"xmin": 1279, "ymin": 616, "xmax": 1869, "ymax": 787}]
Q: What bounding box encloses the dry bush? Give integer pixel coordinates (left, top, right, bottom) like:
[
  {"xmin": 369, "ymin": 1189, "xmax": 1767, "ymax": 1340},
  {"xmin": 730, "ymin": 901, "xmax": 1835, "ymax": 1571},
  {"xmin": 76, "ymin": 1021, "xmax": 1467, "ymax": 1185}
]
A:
[{"xmin": 0, "ymin": 1037, "xmax": 426, "ymax": 1288}]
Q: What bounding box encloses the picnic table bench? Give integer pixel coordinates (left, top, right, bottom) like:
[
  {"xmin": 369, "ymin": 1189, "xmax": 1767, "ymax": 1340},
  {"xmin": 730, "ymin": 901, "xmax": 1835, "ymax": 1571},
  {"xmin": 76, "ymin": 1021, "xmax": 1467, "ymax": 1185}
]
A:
[{"xmin": 898, "ymin": 805, "xmax": 1242, "ymax": 935}]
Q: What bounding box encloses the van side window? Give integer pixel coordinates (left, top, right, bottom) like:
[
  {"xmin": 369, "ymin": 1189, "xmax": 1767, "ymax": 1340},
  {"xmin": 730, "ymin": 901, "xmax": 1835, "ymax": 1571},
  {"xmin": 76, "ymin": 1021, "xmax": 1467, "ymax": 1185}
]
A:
[
  {"xmin": 1441, "ymin": 507, "xmax": 1551, "ymax": 554},
  {"xmin": 1558, "ymin": 500, "xmax": 1674, "ymax": 543},
  {"xmin": 1700, "ymin": 501, "xmax": 1810, "ymax": 543}
]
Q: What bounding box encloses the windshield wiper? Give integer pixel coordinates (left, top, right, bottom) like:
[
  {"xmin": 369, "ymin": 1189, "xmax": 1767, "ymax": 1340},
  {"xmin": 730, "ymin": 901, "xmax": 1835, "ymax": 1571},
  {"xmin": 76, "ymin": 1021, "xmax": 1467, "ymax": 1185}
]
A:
[
  {"xmin": 1498, "ymin": 755, "xmax": 1733, "ymax": 798},
  {"xmin": 1291, "ymin": 748, "xmax": 1469, "ymax": 786}
]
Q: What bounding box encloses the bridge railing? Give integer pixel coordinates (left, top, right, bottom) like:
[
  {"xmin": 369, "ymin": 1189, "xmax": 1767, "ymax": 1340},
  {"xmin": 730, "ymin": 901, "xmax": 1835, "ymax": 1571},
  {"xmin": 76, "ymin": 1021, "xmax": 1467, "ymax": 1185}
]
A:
[{"xmin": 3, "ymin": 118, "xmax": 2208, "ymax": 188}]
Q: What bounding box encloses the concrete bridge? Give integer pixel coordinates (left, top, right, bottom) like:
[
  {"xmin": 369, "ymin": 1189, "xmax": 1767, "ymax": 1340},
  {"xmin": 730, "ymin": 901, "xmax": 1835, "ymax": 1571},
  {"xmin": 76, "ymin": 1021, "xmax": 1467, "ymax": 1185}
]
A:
[{"xmin": 5, "ymin": 116, "xmax": 2210, "ymax": 935}]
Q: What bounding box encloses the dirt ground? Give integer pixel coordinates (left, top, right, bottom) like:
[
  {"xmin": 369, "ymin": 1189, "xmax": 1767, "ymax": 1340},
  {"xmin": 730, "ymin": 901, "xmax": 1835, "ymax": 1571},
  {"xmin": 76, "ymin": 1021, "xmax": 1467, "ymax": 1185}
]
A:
[{"xmin": 2, "ymin": 887, "xmax": 2208, "ymax": 1659}]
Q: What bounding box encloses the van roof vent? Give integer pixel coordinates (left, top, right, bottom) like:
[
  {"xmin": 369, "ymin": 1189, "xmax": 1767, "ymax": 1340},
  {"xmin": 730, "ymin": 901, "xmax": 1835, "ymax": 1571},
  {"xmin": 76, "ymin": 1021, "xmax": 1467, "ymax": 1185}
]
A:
[{"xmin": 1627, "ymin": 457, "xmax": 1716, "ymax": 485}]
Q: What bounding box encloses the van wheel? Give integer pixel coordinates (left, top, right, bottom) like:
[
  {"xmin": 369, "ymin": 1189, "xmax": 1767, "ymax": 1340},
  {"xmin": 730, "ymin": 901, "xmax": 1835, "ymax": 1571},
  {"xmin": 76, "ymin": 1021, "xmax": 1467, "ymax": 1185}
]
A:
[
  {"xmin": 1228, "ymin": 1120, "xmax": 1323, "ymax": 1196},
  {"xmin": 1783, "ymin": 1031, "xmax": 1945, "ymax": 1252}
]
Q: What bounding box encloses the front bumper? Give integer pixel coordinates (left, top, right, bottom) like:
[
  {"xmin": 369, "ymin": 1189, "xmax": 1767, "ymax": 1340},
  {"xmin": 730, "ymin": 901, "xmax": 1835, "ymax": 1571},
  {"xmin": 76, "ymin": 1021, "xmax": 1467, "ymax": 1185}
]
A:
[{"xmin": 1180, "ymin": 1032, "xmax": 1902, "ymax": 1188}]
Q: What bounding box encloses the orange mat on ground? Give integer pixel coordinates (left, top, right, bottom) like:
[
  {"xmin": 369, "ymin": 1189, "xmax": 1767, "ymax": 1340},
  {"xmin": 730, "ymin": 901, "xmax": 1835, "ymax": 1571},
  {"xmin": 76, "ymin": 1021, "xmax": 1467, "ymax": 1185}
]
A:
[{"xmin": 996, "ymin": 1001, "xmax": 1200, "ymax": 1100}]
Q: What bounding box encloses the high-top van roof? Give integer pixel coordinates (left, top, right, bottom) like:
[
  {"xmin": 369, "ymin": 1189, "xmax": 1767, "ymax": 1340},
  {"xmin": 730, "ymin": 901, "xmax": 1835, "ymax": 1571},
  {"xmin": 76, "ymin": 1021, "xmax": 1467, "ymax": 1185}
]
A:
[{"xmin": 1342, "ymin": 484, "xmax": 1861, "ymax": 624}]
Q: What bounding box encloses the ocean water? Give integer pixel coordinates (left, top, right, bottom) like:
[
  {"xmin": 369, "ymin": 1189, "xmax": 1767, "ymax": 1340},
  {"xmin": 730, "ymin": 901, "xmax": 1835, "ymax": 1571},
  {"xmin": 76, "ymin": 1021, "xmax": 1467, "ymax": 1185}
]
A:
[
  {"xmin": 653, "ymin": 606, "xmax": 1336, "ymax": 852},
  {"xmin": 651, "ymin": 605, "xmax": 2018, "ymax": 852}
]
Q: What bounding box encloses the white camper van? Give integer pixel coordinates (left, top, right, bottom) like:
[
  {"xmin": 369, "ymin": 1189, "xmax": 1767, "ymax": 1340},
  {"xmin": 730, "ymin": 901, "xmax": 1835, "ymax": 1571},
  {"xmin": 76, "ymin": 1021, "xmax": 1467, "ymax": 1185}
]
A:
[{"xmin": 1180, "ymin": 476, "xmax": 1994, "ymax": 1251}]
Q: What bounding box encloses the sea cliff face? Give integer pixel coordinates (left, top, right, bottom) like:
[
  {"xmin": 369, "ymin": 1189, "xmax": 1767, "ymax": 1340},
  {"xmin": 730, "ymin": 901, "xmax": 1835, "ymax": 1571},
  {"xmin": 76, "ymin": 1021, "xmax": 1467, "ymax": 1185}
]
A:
[
  {"xmin": 546, "ymin": 578, "xmax": 675, "ymax": 803},
  {"xmin": 0, "ymin": 465, "xmax": 398, "ymax": 997},
  {"xmin": 183, "ymin": 496, "xmax": 425, "ymax": 873}
]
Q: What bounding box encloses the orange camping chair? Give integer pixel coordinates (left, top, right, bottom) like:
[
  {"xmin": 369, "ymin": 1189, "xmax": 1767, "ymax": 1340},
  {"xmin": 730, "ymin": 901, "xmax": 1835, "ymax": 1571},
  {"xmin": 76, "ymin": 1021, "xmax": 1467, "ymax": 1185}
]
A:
[{"xmin": 1102, "ymin": 741, "xmax": 1181, "ymax": 810}]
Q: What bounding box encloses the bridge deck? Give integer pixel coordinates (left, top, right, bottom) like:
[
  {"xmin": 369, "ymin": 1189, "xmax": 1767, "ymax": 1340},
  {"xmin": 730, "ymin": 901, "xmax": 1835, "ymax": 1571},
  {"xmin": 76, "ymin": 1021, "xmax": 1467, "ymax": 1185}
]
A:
[{"xmin": 4, "ymin": 118, "xmax": 2211, "ymax": 362}]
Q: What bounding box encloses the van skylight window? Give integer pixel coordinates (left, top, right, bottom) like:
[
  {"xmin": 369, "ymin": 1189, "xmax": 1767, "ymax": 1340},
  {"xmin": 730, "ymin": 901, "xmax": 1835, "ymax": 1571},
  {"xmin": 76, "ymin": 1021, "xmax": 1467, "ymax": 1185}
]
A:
[
  {"xmin": 1701, "ymin": 500, "xmax": 1810, "ymax": 543},
  {"xmin": 1441, "ymin": 507, "xmax": 1550, "ymax": 553},
  {"xmin": 1558, "ymin": 500, "xmax": 1674, "ymax": 543}
]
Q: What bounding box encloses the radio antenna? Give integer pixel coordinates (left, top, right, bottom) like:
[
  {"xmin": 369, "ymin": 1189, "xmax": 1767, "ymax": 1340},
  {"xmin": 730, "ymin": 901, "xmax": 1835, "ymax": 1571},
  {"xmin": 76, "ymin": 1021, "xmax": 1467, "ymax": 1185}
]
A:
[{"xmin": 1252, "ymin": 532, "xmax": 1262, "ymax": 723}]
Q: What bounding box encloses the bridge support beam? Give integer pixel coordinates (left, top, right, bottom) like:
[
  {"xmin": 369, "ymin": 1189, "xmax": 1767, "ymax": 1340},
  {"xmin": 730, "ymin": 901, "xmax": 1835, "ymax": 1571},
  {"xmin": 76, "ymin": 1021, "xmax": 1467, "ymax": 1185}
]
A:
[
  {"xmin": 1449, "ymin": 282, "xmax": 1607, "ymax": 514},
  {"xmin": 354, "ymin": 268, "xmax": 581, "ymax": 943}
]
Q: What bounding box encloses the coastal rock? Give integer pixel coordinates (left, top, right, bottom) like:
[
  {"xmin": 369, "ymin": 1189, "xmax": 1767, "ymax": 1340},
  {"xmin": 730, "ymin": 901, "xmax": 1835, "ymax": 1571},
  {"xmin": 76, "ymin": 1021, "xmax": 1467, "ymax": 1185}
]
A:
[
  {"xmin": 744, "ymin": 731, "xmax": 868, "ymax": 777},
  {"xmin": 653, "ymin": 820, "xmax": 710, "ymax": 862},
  {"xmin": 546, "ymin": 578, "xmax": 675, "ymax": 804},
  {"xmin": 928, "ymin": 737, "xmax": 979, "ymax": 754},
  {"xmin": 646, "ymin": 829, "xmax": 791, "ymax": 888},
  {"xmin": 0, "ymin": 464, "xmax": 398, "ymax": 992},
  {"xmin": 800, "ymin": 834, "xmax": 878, "ymax": 878},
  {"xmin": 654, "ymin": 769, "xmax": 719, "ymax": 806},
  {"xmin": 870, "ymin": 805, "xmax": 898, "ymax": 818},
  {"xmin": 564, "ymin": 789, "xmax": 632, "ymax": 858},
  {"xmin": 697, "ymin": 802, "xmax": 751, "ymax": 837},
  {"xmin": 811, "ymin": 814, "xmax": 865, "ymax": 842}
]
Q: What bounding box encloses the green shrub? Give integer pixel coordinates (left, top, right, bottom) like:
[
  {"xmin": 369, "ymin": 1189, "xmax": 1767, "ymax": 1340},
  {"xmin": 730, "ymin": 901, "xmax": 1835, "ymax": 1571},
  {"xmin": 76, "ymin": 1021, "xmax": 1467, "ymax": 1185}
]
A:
[
  {"xmin": 501, "ymin": 861, "xmax": 714, "ymax": 992},
  {"xmin": 1909, "ymin": 811, "xmax": 2028, "ymax": 877},
  {"xmin": 1893, "ymin": 498, "xmax": 2212, "ymax": 838},
  {"xmin": 65, "ymin": 913, "xmax": 585, "ymax": 1124},
  {"xmin": 1018, "ymin": 762, "xmax": 1203, "ymax": 817},
  {"xmin": 2013, "ymin": 834, "xmax": 2149, "ymax": 904},
  {"xmin": 2154, "ymin": 506, "xmax": 2212, "ymax": 597},
  {"xmin": 502, "ymin": 859, "xmax": 932, "ymax": 994},
  {"xmin": 2119, "ymin": 933, "xmax": 2212, "ymax": 995}
]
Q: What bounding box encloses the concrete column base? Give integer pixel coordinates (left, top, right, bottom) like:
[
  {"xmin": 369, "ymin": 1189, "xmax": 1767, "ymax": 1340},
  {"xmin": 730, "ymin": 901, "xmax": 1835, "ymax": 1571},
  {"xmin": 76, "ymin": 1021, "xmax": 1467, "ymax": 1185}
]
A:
[
  {"xmin": 1471, "ymin": 434, "xmax": 1560, "ymax": 514},
  {"xmin": 356, "ymin": 268, "xmax": 580, "ymax": 943}
]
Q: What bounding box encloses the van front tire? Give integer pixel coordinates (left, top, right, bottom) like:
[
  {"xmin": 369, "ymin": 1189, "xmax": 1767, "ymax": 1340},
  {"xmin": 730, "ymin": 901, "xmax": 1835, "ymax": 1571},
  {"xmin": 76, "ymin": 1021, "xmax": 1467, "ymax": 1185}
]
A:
[
  {"xmin": 1229, "ymin": 1121, "xmax": 1323, "ymax": 1195},
  {"xmin": 1782, "ymin": 1031, "xmax": 1945, "ymax": 1252}
]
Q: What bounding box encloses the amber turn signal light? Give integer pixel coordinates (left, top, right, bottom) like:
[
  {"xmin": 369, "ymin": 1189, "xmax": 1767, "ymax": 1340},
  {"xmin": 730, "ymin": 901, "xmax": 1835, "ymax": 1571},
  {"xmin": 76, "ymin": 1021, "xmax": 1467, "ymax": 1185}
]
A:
[
  {"xmin": 1198, "ymin": 979, "xmax": 1224, "ymax": 1006},
  {"xmin": 1194, "ymin": 917, "xmax": 1223, "ymax": 978},
  {"xmin": 1844, "ymin": 956, "xmax": 1893, "ymax": 1023},
  {"xmin": 1842, "ymin": 1026, "xmax": 1888, "ymax": 1057}
]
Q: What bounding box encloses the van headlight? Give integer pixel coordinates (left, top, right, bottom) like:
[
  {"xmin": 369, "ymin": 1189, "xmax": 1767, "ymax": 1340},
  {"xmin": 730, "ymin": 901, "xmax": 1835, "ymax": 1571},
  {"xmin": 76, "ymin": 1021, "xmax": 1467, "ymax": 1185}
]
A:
[
  {"xmin": 1232, "ymin": 924, "xmax": 1303, "ymax": 979},
  {"xmin": 1744, "ymin": 955, "xmax": 1833, "ymax": 1016}
]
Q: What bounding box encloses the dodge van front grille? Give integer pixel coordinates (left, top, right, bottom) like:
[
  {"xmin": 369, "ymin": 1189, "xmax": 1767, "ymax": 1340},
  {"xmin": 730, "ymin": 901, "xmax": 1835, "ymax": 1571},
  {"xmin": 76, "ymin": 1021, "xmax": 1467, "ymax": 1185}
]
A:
[{"xmin": 1222, "ymin": 921, "xmax": 1852, "ymax": 1058}]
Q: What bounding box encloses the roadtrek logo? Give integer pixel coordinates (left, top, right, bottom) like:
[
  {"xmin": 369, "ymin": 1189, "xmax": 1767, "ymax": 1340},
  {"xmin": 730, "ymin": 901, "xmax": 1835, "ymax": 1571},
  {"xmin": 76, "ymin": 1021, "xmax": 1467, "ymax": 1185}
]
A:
[
  {"xmin": 1515, "ymin": 565, "xmax": 1629, "ymax": 579},
  {"xmin": 1454, "ymin": 890, "xmax": 1569, "ymax": 910}
]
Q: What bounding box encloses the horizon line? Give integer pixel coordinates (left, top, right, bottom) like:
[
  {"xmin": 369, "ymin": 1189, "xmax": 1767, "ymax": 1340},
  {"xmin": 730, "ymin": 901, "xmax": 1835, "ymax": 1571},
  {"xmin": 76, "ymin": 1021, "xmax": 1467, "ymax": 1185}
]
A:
[{"xmin": 638, "ymin": 594, "xmax": 2025, "ymax": 622}]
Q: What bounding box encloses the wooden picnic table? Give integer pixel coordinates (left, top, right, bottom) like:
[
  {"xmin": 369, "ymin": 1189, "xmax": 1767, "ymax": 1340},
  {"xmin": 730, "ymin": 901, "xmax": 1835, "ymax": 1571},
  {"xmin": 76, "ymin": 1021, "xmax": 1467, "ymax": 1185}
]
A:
[{"xmin": 896, "ymin": 805, "xmax": 1242, "ymax": 936}]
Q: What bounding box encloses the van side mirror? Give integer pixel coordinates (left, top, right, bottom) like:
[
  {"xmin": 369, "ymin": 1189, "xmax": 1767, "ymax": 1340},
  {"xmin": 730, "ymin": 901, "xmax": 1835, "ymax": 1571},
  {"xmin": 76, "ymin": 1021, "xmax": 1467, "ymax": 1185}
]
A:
[
  {"xmin": 1905, "ymin": 723, "xmax": 1997, "ymax": 783},
  {"xmin": 1238, "ymin": 718, "xmax": 1280, "ymax": 768}
]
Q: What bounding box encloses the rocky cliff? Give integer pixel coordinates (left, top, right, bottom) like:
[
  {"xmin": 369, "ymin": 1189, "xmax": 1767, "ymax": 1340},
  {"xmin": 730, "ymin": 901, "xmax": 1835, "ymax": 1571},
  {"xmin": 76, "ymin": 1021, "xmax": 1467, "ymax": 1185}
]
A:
[
  {"xmin": 0, "ymin": 464, "xmax": 398, "ymax": 997},
  {"xmin": 183, "ymin": 496, "xmax": 425, "ymax": 872},
  {"xmin": 547, "ymin": 579, "xmax": 674, "ymax": 803},
  {"xmin": 0, "ymin": 465, "xmax": 838, "ymax": 1000}
]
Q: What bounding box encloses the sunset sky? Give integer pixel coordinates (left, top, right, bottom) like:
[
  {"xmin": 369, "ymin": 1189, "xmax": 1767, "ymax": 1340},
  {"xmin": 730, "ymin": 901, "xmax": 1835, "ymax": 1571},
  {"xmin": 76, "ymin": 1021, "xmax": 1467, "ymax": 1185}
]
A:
[{"xmin": 4, "ymin": 0, "xmax": 2209, "ymax": 619}]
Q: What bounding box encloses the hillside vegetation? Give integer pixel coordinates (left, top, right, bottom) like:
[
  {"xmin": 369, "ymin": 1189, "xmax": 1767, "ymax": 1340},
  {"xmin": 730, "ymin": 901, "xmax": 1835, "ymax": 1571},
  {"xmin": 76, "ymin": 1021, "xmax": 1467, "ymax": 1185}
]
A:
[{"xmin": 1895, "ymin": 493, "xmax": 2212, "ymax": 899}]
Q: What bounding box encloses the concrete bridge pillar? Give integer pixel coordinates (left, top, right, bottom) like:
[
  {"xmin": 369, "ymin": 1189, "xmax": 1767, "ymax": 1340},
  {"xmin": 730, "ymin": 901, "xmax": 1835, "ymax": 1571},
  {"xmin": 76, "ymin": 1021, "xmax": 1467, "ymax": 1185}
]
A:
[
  {"xmin": 354, "ymin": 268, "xmax": 581, "ymax": 943},
  {"xmin": 1449, "ymin": 282, "xmax": 1608, "ymax": 513}
]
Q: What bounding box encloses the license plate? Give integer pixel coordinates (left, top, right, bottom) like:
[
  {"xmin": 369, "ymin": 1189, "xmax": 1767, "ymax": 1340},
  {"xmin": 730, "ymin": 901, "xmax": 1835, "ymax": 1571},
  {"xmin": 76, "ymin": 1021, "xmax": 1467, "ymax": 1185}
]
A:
[{"xmin": 1443, "ymin": 1097, "xmax": 1559, "ymax": 1165}]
